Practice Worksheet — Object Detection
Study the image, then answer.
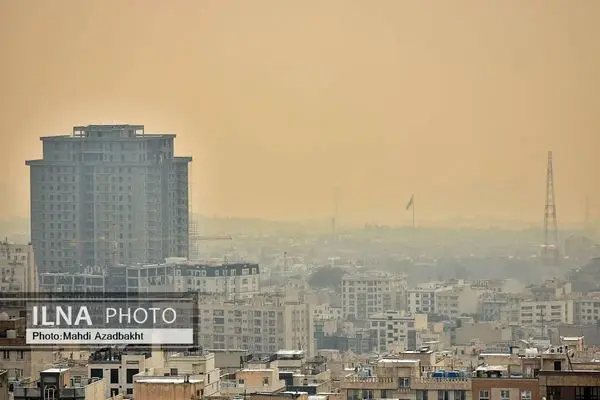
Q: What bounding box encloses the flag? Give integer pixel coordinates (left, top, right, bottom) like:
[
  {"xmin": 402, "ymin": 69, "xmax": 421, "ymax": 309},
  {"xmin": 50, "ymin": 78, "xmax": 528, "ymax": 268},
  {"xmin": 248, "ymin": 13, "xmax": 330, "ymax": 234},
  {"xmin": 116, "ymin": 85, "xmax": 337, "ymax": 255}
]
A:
[{"xmin": 405, "ymin": 194, "xmax": 414, "ymax": 211}]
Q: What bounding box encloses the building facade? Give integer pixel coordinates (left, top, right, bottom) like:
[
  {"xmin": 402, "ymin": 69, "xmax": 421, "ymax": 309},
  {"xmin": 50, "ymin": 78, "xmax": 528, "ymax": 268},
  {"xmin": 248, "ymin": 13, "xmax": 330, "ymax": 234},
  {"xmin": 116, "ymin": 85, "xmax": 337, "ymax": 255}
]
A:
[
  {"xmin": 519, "ymin": 300, "xmax": 574, "ymax": 326},
  {"xmin": 0, "ymin": 241, "xmax": 37, "ymax": 293},
  {"xmin": 407, "ymin": 285, "xmax": 439, "ymax": 314},
  {"xmin": 106, "ymin": 261, "xmax": 260, "ymax": 296},
  {"xmin": 573, "ymin": 297, "xmax": 600, "ymax": 325},
  {"xmin": 26, "ymin": 124, "xmax": 192, "ymax": 272},
  {"xmin": 197, "ymin": 294, "xmax": 315, "ymax": 357},
  {"xmin": 368, "ymin": 311, "xmax": 425, "ymax": 353},
  {"xmin": 341, "ymin": 273, "xmax": 407, "ymax": 320}
]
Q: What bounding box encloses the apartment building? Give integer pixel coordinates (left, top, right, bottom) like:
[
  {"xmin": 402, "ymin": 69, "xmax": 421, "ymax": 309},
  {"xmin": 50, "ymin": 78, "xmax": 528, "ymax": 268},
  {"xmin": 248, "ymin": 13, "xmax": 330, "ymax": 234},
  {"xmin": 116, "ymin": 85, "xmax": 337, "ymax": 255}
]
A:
[
  {"xmin": 519, "ymin": 300, "xmax": 574, "ymax": 326},
  {"xmin": 39, "ymin": 261, "xmax": 262, "ymax": 297},
  {"xmin": 573, "ymin": 297, "xmax": 600, "ymax": 325},
  {"xmin": 163, "ymin": 349, "xmax": 221, "ymax": 396},
  {"xmin": 0, "ymin": 314, "xmax": 54, "ymax": 380},
  {"xmin": 313, "ymin": 303, "xmax": 342, "ymax": 321},
  {"xmin": 341, "ymin": 273, "xmax": 407, "ymax": 320},
  {"xmin": 479, "ymin": 294, "xmax": 522, "ymax": 325},
  {"xmin": 435, "ymin": 285, "xmax": 479, "ymax": 318},
  {"xmin": 12, "ymin": 368, "xmax": 106, "ymax": 400},
  {"xmin": 538, "ymin": 369, "xmax": 600, "ymax": 399},
  {"xmin": 197, "ymin": 294, "xmax": 315, "ymax": 357},
  {"xmin": 340, "ymin": 354, "xmax": 470, "ymax": 400},
  {"xmin": 134, "ymin": 348, "xmax": 221, "ymax": 400},
  {"xmin": 527, "ymin": 279, "xmax": 572, "ymax": 301},
  {"xmin": 39, "ymin": 271, "xmax": 105, "ymax": 292},
  {"xmin": 407, "ymin": 284, "xmax": 439, "ymax": 314},
  {"xmin": 104, "ymin": 262, "xmax": 260, "ymax": 296},
  {"xmin": 368, "ymin": 311, "xmax": 427, "ymax": 353},
  {"xmin": 88, "ymin": 346, "xmax": 164, "ymax": 398},
  {"xmin": 26, "ymin": 124, "xmax": 191, "ymax": 272},
  {"xmin": 220, "ymin": 359, "xmax": 286, "ymax": 396},
  {"xmin": 0, "ymin": 241, "xmax": 37, "ymax": 293}
]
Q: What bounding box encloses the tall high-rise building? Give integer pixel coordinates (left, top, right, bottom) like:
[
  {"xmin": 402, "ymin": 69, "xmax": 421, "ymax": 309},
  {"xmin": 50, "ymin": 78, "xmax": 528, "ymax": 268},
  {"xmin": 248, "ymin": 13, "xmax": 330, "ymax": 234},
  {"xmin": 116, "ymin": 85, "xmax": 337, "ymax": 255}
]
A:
[{"xmin": 26, "ymin": 124, "xmax": 192, "ymax": 273}]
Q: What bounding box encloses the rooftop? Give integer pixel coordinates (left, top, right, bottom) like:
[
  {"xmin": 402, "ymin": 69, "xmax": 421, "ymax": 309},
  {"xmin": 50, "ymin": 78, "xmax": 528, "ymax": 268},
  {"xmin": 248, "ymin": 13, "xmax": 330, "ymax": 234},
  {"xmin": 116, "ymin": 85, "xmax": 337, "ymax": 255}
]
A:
[
  {"xmin": 42, "ymin": 368, "xmax": 69, "ymax": 374},
  {"xmin": 135, "ymin": 377, "xmax": 203, "ymax": 384},
  {"xmin": 378, "ymin": 358, "xmax": 420, "ymax": 364}
]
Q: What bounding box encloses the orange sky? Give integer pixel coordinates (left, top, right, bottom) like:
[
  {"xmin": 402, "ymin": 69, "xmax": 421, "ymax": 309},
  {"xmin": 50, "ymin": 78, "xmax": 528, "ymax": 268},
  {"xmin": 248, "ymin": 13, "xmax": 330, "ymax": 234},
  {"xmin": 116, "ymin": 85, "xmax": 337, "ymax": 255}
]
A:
[{"xmin": 0, "ymin": 0, "xmax": 599, "ymax": 226}]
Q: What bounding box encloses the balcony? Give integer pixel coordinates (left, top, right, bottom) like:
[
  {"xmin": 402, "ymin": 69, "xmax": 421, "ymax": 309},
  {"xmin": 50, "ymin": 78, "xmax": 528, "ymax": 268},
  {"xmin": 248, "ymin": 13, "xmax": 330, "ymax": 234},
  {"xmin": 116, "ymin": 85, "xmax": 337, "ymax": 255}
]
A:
[
  {"xmin": 410, "ymin": 377, "xmax": 471, "ymax": 390},
  {"xmin": 341, "ymin": 376, "xmax": 398, "ymax": 390}
]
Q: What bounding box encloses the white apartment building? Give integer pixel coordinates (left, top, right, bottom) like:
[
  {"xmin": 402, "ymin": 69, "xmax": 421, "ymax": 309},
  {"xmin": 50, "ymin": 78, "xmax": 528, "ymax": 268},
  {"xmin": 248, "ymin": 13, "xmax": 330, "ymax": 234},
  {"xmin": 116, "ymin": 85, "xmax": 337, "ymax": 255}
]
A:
[
  {"xmin": 197, "ymin": 293, "xmax": 315, "ymax": 357},
  {"xmin": 0, "ymin": 241, "xmax": 37, "ymax": 292},
  {"xmin": 342, "ymin": 273, "xmax": 407, "ymax": 320},
  {"xmin": 407, "ymin": 284, "xmax": 441, "ymax": 314},
  {"xmin": 368, "ymin": 311, "xmax": 427, "ymax": 353},
  {"xmin": 106, "ymin": 261, "xmax": 260, "ymax": 298},
  {"xmin": 573, "ymin": 297, "xmax": 600, "ymax": 324},
  {"xmin": 519, "ymin": 299, "xmax": 574, "ymax": 326}
]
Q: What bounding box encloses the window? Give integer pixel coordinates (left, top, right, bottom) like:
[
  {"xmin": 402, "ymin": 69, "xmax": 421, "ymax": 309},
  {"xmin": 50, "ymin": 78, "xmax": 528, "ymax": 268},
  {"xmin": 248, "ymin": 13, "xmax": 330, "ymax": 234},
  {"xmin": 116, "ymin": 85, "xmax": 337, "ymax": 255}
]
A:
[
  {"xmin": 398, "ymin": 377, "xmax": 410, "ymax": 387},
  {"xmin": 500, "ymin": 390, "xmax": 510, "ymax": 400},
  {"xmin": 90, "ymin": 369, "xmax": 103, "ymax": 379},
  {"xmin": 110, "ymin": 369, "xmax": 119, "ymax": 384},
  {"xmin": 521, "ymin": 390, "xmax": 532, "ymax": 400},
  {"xmin": 438, "ymin": 391, "xmax": 449, "ymax": 400},
  {"xmin": 479, "ymin": 390, "xmax": 489, "ymax": 400},
  {"xmin": 416, "ymin": 391, "xmax": 428, "ymax": 400},
  {"xmin": 126, "ymin": 368, "xmax": 139, "ymax": 384}
]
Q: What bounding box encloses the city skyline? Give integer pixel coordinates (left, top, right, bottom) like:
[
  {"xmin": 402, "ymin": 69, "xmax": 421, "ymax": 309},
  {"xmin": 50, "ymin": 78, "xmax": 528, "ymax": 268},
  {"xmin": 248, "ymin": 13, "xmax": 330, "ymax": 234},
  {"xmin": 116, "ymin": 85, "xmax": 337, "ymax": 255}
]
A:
[{"xmin": 1, "ymin": 1, "xmax": 599, "ymax": 226}]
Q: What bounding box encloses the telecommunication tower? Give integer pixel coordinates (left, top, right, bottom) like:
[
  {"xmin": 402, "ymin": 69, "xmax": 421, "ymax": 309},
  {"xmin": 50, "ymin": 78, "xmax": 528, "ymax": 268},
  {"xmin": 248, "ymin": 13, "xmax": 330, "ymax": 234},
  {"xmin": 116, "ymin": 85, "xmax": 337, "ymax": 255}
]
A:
[{"xmin": 543, "ymin": 151, "xmax": 559, "ymax": 264}]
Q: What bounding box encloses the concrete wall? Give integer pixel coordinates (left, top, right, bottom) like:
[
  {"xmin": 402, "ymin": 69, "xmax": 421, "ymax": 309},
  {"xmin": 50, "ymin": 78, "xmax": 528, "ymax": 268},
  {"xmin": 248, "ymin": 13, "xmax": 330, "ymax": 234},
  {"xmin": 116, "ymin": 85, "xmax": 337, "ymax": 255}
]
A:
[
  {"xmin": 135, "ymin": 381, "xmax": 202, "ymax": 400},
  {"xmin": 471, "ymin": 378, "xmax": 538, "ymax": 400}
]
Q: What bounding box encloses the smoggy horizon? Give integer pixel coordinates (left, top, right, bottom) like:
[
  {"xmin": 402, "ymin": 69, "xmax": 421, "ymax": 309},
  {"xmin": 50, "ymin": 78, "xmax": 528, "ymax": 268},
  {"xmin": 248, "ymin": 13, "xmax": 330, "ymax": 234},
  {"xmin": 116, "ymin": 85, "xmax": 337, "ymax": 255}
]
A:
[{"xmin": 1, "ymin": 1, "xmax": 599, "ymax": 226}]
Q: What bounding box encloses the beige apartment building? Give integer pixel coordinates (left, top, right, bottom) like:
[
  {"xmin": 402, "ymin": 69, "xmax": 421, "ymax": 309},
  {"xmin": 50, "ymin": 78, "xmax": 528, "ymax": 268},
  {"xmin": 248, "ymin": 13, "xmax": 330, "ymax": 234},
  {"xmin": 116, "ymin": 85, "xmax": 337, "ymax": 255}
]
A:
[
  {"xmin": 434, "ymin": 284, "xmax": 480, "ymax": 318},
  {"xmin": 342, "ymin": 273, "xmax": 407, "ymax": 320},
  {"xmin": 0, "ymin": 241, "xmax": 37, "ymax": 293},
  {"xmin": 134, "ymin": 350, "xmax": 221, "ymax": 400},
  {"xmin": 12, "ymin": 368, "xmax": 107, "ymax": 400},
  {"xmin": 0, "ymin": 315, "xmax": 54, "ymax": 380},
  {"xmin": 87, "ymin": 346, "xmax": 164, "ymax": 398},
  {"xmin": 197, "ymin": 294, "xmax": 315, "ymax": 357}
]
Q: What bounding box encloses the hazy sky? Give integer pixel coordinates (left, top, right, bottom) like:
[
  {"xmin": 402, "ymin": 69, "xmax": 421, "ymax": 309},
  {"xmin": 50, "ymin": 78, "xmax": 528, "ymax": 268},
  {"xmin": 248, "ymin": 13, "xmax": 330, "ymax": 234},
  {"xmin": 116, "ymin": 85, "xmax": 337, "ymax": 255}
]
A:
[{"xmin": 1, "ymin": 0, "xmax": 599, "ymax": 226}]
